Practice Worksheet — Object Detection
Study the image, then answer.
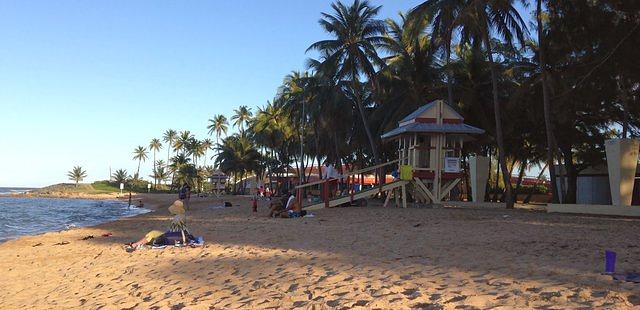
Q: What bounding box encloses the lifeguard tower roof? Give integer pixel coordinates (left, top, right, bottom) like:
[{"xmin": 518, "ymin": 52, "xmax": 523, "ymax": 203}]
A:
[{"xmin": 381, "ymin": 100, "xmax": 484, "ymax": 140}]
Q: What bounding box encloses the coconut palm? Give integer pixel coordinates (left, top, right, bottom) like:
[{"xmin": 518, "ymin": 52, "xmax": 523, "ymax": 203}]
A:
[
  {"xmin": 112, "ymin": 169, "xmax": 128, "ymax": 185},
  {"xmin": 174, "ymin": 131, "xmax": 193, "ymax": 156},
  {"xmin": 150, "ymin": 166, "xmax": 169, "ymax": 187},
  {"xmin": 456, "ymin": 0, "xmax": 527, "ymax": 208},
  {"xmin": 207, "ymin": 114, "xmax": 229, "ymax": 167},
  {"xmin": 375, "ymin": 12, "xmax": 440, "ymax": 129},
  {"xmin": 231, "ymin": 106, "xmax": 253, "ymax": 134},
  {"xmin": 201, "ymin": 138, "xmax": 213, "ymax": 167},
  {"xmin": 162, "ymin": 129, "xmax": 177, "ymax": 164},
  {"xmin": 307, "ymin": 0, "xmax": 387, "ymax": 166},
  {"xmin": 149, "ymin": 138, "xmax": 162, "ymax": 188},
  {"xmin": 408, "ymin": 0, "xmax": 465, "ymax": 107},
  {"xmin": 67, "ymin": 166, "xmax": 87, "ymax": 187},
  {"xmin": 536, "ymin": 0, "xmax": 559, "ymax": 203},
  {"xmin": 132, "ymin": 146, "xmax": 149, "ymax": 179},
  {"xmin": 215, "ymin": 134, "xmax": 261, "ymax": 194},
  {"xmin": 189, "ymin": 139, "xmax": 205, "ymax": 167}
]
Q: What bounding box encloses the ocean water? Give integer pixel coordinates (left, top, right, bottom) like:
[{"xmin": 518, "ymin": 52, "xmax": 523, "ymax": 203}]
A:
[
  {"xmin": 0, "ymin": 187, "xmax": 36, "ymax": 195},
  {"xmin": 0, "ymin": 195, "xmax": 150, "ymax": 241}
]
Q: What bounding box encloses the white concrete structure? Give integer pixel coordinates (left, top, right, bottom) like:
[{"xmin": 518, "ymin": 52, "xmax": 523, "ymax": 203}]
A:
[
  {"xmin": 605, "ymin": 138, "xmax": 639, "ymax": 206},
  {"xmin": 469, "ymin": 156, "xmax": 489, "ymax": 202}
]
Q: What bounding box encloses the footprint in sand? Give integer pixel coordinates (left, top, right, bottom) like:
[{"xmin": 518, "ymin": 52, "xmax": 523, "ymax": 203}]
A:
[
  {"xmin": 412, "ymin": 302, "xmax": 444, "ymax": 310},
  {"xmin": 403, "ymin": 288, "xmax": 421, "ymax": 300},
  {"xmin": 444, "ymin": 295, "xmax": 467, "ymax": 304}
]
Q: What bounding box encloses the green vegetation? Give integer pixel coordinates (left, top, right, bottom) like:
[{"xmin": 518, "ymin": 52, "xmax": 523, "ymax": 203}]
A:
[
  {"xmin": 115, "ymin": 0, "xmax": 638, "ymax": 203},
  {"xmin": 91, "ymin": 181, "xmax": 121, "ymax": 193},
  {"xmin": 66, "ymin": 166, "xmax": 87, "ymax": 187}
]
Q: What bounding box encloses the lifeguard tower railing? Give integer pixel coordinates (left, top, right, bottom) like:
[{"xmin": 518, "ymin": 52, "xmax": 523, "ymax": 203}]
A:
[{"xmin": 294, "ymin": 158, "xmax": 409, "ymax": 210}]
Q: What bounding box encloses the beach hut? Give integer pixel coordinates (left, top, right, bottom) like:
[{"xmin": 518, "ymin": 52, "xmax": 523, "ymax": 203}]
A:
[{"xmin": 381, "ymin": 100, "xmax": 485, "ymax": 203}]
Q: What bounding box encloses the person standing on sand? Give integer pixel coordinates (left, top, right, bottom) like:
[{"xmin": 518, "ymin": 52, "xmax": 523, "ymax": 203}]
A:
[
  {"xmin": 322, "ymin": 160, "xmax": 341, "ymax": 198},
  {"xmin": 179, "ymin": 183, "xmax": 191, "ymax": 209}
]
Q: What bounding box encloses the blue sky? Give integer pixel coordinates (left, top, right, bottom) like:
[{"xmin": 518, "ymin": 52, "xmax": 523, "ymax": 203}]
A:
[{"xmin": 0, "ymin": 0, "xmax": 533, "ymax": 187}]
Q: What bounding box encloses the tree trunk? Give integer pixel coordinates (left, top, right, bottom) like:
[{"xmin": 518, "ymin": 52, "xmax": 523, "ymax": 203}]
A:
[
  {"xmin": 493, "ymin": 154, "xmax": 500, "ymax": 202},
  {"xmin": 561, "ymin": 146, "xmax": 577, "ymax": 204},
  {"xmin": 446, "ymin": 40, "xmax": 454, "ymax": 107},
  {"xmin": 618, "ymin": 79, "xmax": 630, "ymax": 139},
  {"xmin": 352, "ymin": 77, "xmax": 380, "ymax": 167},
  {"xmin": 153, "ymin": 151, "xmax": 157, "ymax": 189},
  {"xmin": 537, "ymin": 0, "xmax": 560, "ymax": 204},
  {"xmin": 484, "ymin": 32, "xmax": 514, "ymax": 209},
  {"xmin": 136, "ymin": 160, "xmax": 141, "ymax": 179}
]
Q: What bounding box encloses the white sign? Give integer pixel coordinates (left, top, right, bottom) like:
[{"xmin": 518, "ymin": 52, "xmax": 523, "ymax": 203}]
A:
[
  {"xmin": 120, "ymin": 183, "xmax": 124, "ymax": 190},
  {"xmin": 444, "ymin": 157, "xmax": 460, "ymax": 173}
]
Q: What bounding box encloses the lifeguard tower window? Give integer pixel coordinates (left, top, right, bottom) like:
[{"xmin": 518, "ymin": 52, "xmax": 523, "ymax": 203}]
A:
[
  {"xmin": 445, "ymin": 136, "xmax": 462, "ymax": 157},
  {"xmin": 418, "ymin": 149, "xmax": 431, "ymax": 168}
]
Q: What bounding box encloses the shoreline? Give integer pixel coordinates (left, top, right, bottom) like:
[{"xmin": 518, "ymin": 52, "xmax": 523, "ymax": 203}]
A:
[
  {"xmin": 1, "ymin": 194, "xmax": 639, "ymax": 308},
  {"xmin": 0, "ymin": 193, "xmax": 159, "ymax": 244},
  {"xmin": 10, "ymin": 191, "xmax": 130, "ymax": 200}
]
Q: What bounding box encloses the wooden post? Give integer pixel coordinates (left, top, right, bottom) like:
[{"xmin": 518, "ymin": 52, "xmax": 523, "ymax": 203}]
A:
[
  {"xmin": 322, "ymin": 180, "xmax": 329, "ymax": 208},
  {"xmin": 401, "ymin": 183, "xmax": 407, "ymax": 208}
]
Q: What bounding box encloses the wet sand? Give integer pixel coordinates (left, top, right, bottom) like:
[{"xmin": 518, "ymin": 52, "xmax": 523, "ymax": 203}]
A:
[{"xmin": 0, "ymin": 194, "xmax": 639, "ymax": 309}]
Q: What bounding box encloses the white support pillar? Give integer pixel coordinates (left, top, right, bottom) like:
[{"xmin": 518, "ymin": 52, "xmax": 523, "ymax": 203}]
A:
[
  {"xmin": 433, "ymin": 134, "xmax": 443, "ymax": 202},
  {"xmin": 605, "ymin": 139, "xmax": 639, "ymax": 206},
  {"xmin": 469, "ymin": 156, "xmax": 490, "ymax": 202}
]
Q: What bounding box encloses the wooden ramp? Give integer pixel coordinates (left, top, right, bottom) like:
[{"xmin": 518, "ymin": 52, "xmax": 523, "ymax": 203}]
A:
[{"xmin": 303, "ymin": 180, "xmax": 408, "ymax": 211}]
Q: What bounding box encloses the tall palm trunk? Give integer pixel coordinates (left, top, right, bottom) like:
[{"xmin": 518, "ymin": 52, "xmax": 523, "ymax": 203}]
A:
[
  {"xmin": 445, "ymin": 40, "xmax": 454, "ymax": 107},
  {"xmin": 136, "ymin": 160, "xmax": 141, "ymax": 179},
  {"xmin": 537, "ymin": 0, "xmax": 560, "ymax": 203},
  {"xmin": 351, "ymin": 75, "xmax": 380, "ymax": 168},
  {"xmin": 166, "ymin": 142, "xmax": 171, "ymax": 167},
  {"xmin": 153, "ymin": 150, "xmax": 157, "ymax": 189},
  {"xmin": 216, "ymin": 135, "xmax": 220, "ymax": 168},
  {"xmin": 483, "ymin": 31, "xmax": 514, "ymax": 209}
]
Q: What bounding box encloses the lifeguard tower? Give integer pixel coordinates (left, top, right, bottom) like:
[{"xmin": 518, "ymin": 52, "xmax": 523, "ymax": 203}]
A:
[
  {"xmin": 298, "ymin": 100, "xmax": 485, "ymax": 210},
  {"xmin": 381, "ymin": 100, "xmax": 484, "ymax": 203},
  {"xmin": 208, "ymin": 170, "xmax": 228, "ymax": 197}
]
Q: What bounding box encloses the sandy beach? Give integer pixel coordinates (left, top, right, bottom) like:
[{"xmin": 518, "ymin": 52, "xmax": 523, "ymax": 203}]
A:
[{"xmin": 1, "ymin": 194, "xmax": 639, "ymax": 309}]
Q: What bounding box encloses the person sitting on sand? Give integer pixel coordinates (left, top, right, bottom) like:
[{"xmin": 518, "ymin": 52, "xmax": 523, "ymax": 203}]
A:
[
  {"xmin": 269, "ymin": 190, "xmax": 306, "ymax": 218},
  {"xmin": 269, "ymin": 189, "xmax": 292, "ymax": 217},
  {"xmin": 167, "ymin": 200, "xmax": 189, "ymax": 234},
  {"xmin": 136, "ymin": 200, "xmax": 144, "ymax": 208},
  {"xmin": 125, "ymin": 200, "xmax": 195, "ymax": 252},
  {"xmin": 281, "ymin": 195, "xmax": 305, "ymax": 218}
]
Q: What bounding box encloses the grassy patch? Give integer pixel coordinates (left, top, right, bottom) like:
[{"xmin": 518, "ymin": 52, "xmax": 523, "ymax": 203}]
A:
[{"xmin": 91, "ymin": 181, "xmax": 120, "ymax": 193}]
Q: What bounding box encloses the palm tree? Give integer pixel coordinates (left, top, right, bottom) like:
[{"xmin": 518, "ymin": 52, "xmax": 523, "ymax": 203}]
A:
[
  {"xmin": 162, "ymin": 129, "xmax": 177, "ymax": 165},
  {"xmin": 201, "ymin": 138, "xmax": 213, "ymax": 167},
  {"xmin": 207, "ymin": 115, "xmax": 229, "ymax": 167},
  {"xmin": 307, "ymin": 0, "xmax": 387, "ymax": 166},
  {"xmin": 150, "ymin": 166, "xmax": 169, "ymax": 187},
  {"xmin": 377, "ymin": 12, "xmax": 439, "ymax": 119},
  {"xmin": 437, "ymin": 0, "xmax": 527, "ymax": 208},
  {"xmin": 174, "ymin": 131, "xmax": 193, "ymax": 156},
  {"xmin": 536, "ymin": 0, "xmax": 559, "ymax": 203},
  {"xmin": 132, "ymin": 146, "xmax": 149, "ymax": 179},
  {"xmin": 67, "ymin": 166, "xmax": 87, "ymax": 187},
  {"xmin": 231, "ymin": 106, "xmax": 253, "ymax": 134},
  {"xmin": 149, "ymin": 138, "xmax": 162, "ymax": 188},
  {"xmin": 215, "ymin": 134, "xmax": 261, "ymax": 194},
  {"xmin": 190, "ymin": 139, "xmax": 205, "ymax": 167},
  {"xmin": 409, "ymin": 0, "xmax": 465, "ymax": 107},
  {"xmin": 112, "ymin": 169, "xmax": 128, "ymax": 185}
]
